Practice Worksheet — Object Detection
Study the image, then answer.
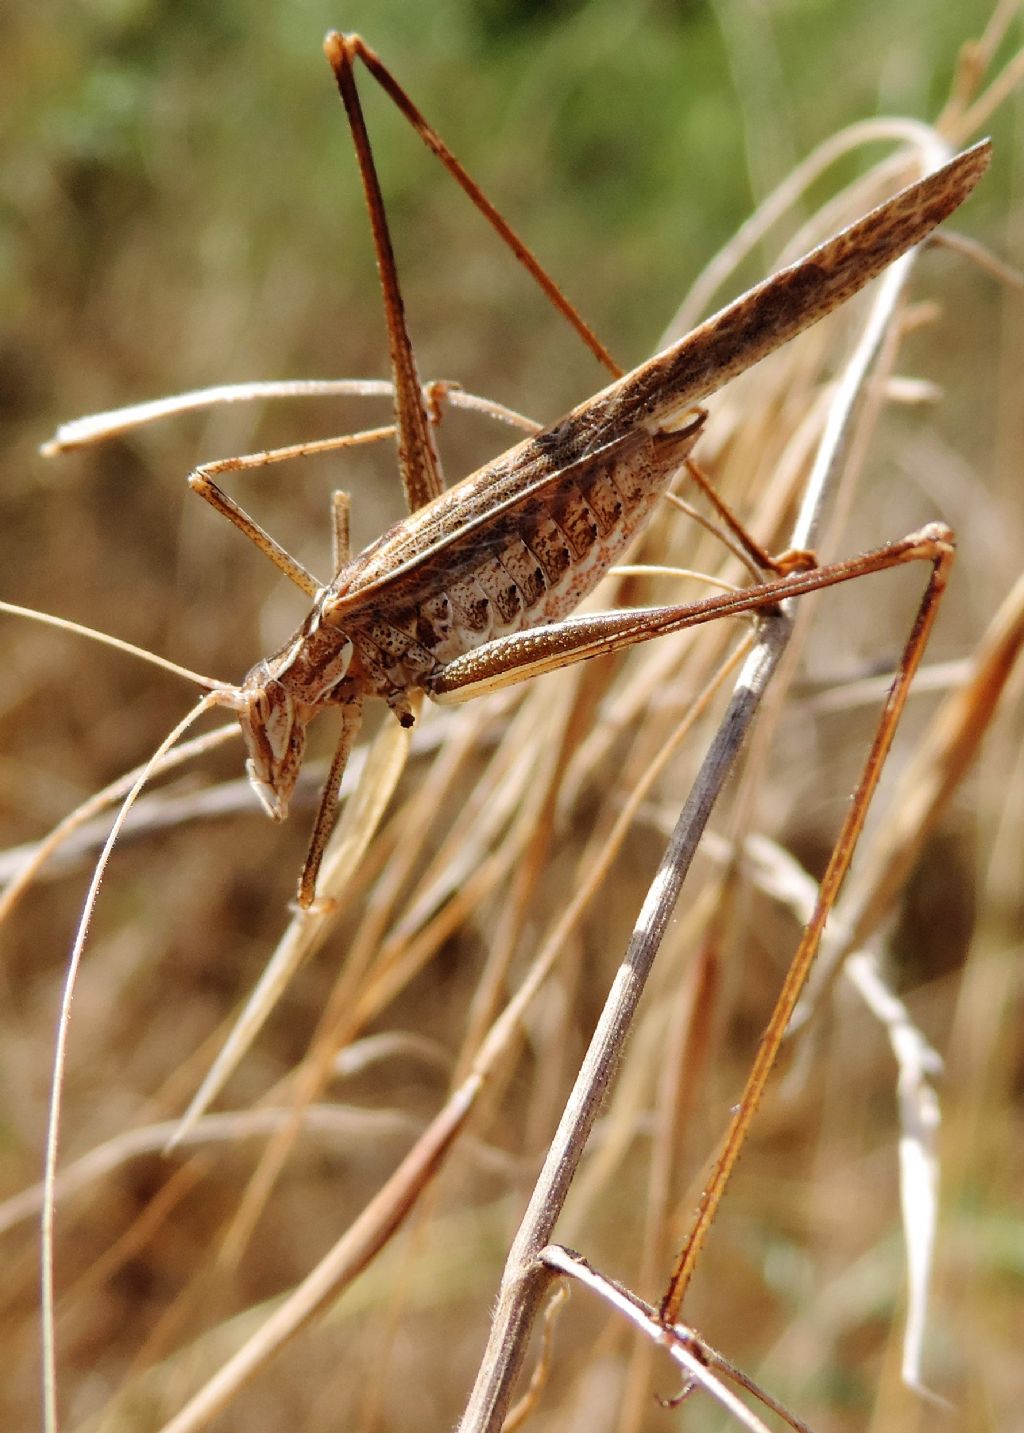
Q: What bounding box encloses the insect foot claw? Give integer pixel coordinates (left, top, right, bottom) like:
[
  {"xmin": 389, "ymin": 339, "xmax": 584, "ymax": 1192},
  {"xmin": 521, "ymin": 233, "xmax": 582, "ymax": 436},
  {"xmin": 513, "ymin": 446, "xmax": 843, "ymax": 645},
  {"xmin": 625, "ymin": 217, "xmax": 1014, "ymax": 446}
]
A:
[
  {"xmin": 423, "ymin": 379, "xmax": 461, "ymax": 426},
  {"xmin": 909, "ymin": 521, "xmax": 956, "ymax": 555},
  {"xmin": 290, "ymin": 893, "xmax": 339, "ymax": 918},
  {"xmin": 773, "ymin": 547, "xmax": 818, "ymax": 575}
]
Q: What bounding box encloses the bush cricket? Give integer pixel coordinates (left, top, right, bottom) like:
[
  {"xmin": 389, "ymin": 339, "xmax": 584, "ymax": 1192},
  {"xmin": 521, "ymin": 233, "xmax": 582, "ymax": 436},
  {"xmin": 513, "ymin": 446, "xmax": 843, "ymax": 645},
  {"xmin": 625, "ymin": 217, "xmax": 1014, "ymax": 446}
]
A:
[
  {"xmin": 11, "ymin": 29, "xmax": 1005, "ymax": 1432},
  {"xmin": 42, "ymin": 35, "xmax": 990, "ymax": 910}
]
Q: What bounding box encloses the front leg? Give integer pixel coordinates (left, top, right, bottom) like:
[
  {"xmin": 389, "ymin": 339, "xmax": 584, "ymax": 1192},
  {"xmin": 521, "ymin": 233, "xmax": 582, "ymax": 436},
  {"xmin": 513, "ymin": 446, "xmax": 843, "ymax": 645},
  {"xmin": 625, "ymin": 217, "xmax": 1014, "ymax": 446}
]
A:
[{"xmin": 297, "ymin": 697, "xmax": 365, "ymax": 908}]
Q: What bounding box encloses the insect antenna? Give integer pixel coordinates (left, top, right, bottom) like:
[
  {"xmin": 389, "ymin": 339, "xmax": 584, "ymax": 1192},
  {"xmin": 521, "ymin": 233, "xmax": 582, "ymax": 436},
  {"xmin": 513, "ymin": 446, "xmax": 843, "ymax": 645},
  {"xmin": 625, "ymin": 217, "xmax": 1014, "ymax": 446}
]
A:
[{"xmin": 0, "ymin": 599, "xmax": 227, "ymax": 692}]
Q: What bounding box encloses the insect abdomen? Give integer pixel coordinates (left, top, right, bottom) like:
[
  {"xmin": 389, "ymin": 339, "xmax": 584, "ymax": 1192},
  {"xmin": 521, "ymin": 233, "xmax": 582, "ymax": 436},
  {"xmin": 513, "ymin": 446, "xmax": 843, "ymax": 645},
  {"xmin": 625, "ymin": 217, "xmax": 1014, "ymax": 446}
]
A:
[{"xmin": 348, "ymin": 427, "xmax": 696, "ymax": 692}]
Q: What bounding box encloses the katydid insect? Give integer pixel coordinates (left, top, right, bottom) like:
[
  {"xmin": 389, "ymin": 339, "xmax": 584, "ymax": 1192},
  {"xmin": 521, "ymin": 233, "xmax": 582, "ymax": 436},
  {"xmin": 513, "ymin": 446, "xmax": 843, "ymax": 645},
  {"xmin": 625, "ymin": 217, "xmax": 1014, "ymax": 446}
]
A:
[
  {"xmin": 42, "ymin": 34, "xmax": 990, "ymax": 914},
  {"xmin": 20, "ymin": 32, "xmax": 1002, "ymax": 1432}
]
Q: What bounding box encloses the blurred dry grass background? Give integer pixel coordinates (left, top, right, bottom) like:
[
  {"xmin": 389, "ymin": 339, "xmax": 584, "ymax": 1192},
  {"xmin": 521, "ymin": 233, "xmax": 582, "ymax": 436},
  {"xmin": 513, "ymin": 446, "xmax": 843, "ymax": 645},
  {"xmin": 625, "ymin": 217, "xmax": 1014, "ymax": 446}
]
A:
[{"xmin": 1, "ymin": 1, "xmax": 1022, "ymax": 1430}]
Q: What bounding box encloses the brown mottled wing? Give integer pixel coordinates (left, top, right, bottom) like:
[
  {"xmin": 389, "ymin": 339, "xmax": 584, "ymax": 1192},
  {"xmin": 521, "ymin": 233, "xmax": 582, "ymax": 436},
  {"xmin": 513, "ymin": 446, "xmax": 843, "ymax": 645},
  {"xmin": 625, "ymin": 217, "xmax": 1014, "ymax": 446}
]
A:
[
  {"xmin": 580, "ymin": 140, "xmax": 992, "ymax": 443},
  {"xmin": 331, "ymin": 140, "xmax": 990, "ymax": 613},
  {"xmin": 327, "ymin": 425, "xmax": 650, "ymax": 612}
]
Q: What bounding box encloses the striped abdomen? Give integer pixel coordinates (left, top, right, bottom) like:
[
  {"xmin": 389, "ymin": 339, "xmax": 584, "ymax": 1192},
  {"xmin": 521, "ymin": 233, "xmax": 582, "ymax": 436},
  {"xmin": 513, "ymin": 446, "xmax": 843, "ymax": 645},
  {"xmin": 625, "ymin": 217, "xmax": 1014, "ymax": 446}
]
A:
[{"xmin": 336, "ymin": 420, "xmax": 701, "ymax": 698}]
